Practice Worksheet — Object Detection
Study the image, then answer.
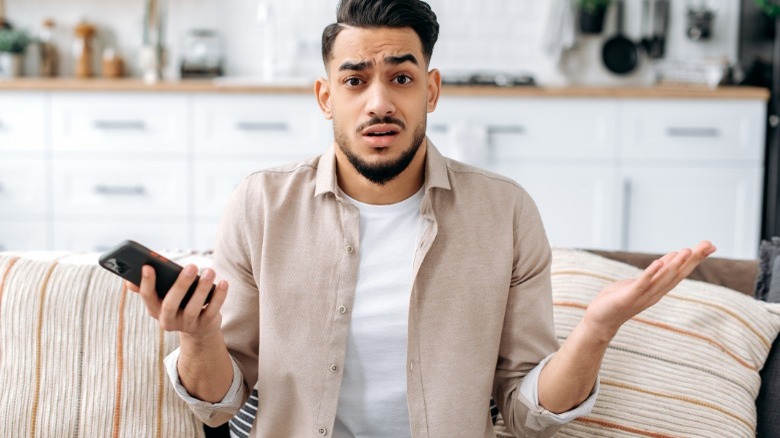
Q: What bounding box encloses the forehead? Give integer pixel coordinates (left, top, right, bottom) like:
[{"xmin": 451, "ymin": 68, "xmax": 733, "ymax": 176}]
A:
[{"xmin": 330, "ymin": 26, "xmax": 424, "ymax": 68}]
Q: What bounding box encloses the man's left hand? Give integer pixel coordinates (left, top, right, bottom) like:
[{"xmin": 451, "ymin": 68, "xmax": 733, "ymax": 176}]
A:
[{"xmin": 582, "ymin": 240, "xmax": 717, "ymax": 342}]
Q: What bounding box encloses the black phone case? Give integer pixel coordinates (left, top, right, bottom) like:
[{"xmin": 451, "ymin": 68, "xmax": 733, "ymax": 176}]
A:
[{"xmin": 98, "ymin": 240, "xmax": 214, "ymax": 309}]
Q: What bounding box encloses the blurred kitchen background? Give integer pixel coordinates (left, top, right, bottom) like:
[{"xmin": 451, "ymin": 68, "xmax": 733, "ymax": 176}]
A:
[
  {"xmin": 0, "ymin": 0, "xmax": 779, "ymax": 260},
  {"xmin": 0, "ymin": 0, "xmax": 747, "ymax": 84}
]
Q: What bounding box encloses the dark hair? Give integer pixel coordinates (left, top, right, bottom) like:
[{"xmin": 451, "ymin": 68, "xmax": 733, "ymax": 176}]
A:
[{"xmin": 321, "ymin": 0, "xmax": 439, "ymax": 67}]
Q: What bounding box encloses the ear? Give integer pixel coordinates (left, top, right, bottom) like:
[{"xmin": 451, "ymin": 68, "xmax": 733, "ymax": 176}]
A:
[
  {"xmin": 315, "ymin": 77, "xmax": 333, "ymax": 120},
  {"xmin": 426, "ymin": 68, "xmax": 441, "ymax": 113}
]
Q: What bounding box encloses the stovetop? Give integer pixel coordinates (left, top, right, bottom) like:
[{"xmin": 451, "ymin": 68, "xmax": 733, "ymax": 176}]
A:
[{"xmin": 441, "ymin": 72, "xmax": 536, "ymax": 87}]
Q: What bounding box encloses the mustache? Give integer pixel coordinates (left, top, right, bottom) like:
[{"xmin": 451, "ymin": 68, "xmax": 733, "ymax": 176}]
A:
[{"xmin": 355, "ymin": 116, "xmax": 406, "ymax": 133}]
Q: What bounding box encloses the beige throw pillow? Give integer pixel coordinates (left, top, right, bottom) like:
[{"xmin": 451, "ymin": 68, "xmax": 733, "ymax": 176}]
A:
[{"xmin": 506, "ymin": 249, "xmax": 780, "ymax": 438}]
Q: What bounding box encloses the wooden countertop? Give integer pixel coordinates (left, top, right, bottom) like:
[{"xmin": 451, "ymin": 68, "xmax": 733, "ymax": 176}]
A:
[{"xmin": 0, "ymin": 78, "xmax": 770, "ymax": 100}]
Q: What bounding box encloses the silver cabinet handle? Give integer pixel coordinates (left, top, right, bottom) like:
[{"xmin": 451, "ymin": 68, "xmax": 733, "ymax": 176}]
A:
[
  {"xmin": 0, "ymin": 244, "xmax": 5, "ymax": 251},
  {"xmin": 94, "ymin": 185, "xmax": 147, "ymax": 196},
  {"xmin": 487, "ymin": 125, "xmax": 526, "ymax": 135},
  {"xmin": 235, "ymin": 122, "xmax": 289, "ymax": 132},
  {"xmin": 428, "ymin": 124, "xmax": 448, "ymax": 133},
  {"xmin": 621, "ymin": 178, "xmax": 632, "ymax": 251},
  {"xmin": 92, "ymin": 120, "xmax": 147, "ymax": 130},
  {"xmin": 666, "ymin": 127, "xmax": 720, "ymax": 138}
]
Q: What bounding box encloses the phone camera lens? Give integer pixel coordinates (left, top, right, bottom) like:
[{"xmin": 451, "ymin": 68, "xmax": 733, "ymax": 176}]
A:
[{"xmin": 105, "ymin": 258, "xmax": 126, "ymax": 274}]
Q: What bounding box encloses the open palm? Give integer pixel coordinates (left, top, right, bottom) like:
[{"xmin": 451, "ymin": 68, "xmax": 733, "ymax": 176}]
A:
[{"xmin": 583, "ymin": 241, "xmax": 717, "ymax": 340}]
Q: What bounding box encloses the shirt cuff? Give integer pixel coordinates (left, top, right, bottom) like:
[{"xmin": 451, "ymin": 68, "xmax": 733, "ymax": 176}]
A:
[
  {"xmin": 164, "ymin": 347, "xmax": 247, "ymax": 422},
  {"xmin": 518, "ymin": 353, "xmax": 599, "ymax": 425}
]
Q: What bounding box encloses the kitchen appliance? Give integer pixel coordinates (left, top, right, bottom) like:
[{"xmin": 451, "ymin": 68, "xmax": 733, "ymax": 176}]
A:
[
  {"xmin": 602, "ymin": 0, "xmax": 639, "ymax": 75},
  {"xmin": 686, "ymin": 0, "xmax": 719, "ymax": 41},
  {"xmin": 180, "ymin": 29, "xmax": 223, "ymax": 79}
]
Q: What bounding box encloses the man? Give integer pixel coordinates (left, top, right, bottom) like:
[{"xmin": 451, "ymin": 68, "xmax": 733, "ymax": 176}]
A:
[{"xmin": 130, "ymin": 0, "xmax": 716, "ymax": 436}]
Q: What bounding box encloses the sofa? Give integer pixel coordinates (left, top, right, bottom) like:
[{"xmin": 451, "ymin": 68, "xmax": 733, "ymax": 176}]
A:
[{"xmin": 0, "ymin": 247, "xmax": 778, "ymax": 437}]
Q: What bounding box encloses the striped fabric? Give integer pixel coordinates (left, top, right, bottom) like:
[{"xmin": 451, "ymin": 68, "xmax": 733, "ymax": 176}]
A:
[
  {"xmin": 496, "ymin": 249, "xmax": 780, "ymax": 438},
  {"xmin": 0, "ymin": 253, "xmax": 209, "ymax": 438}
]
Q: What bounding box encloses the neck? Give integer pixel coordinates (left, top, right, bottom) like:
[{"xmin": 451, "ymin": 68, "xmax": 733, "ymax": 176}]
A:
[{"xmin": 335, "ymin": 141, "xmax": 427, "ymax": 205}]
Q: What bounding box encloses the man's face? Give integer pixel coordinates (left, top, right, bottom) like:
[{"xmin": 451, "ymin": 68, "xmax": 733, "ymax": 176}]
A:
[{"xmin": 318, "ymin": 26, "xmax": 440, "ymax": 185}]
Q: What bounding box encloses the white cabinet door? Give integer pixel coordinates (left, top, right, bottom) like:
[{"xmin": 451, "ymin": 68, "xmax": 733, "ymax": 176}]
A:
[
  {"xmin": 52, "ymin": 158, "xmax": 188, "ymax": 218},
  {"xmin": 51, "ymin": 93, "xmax": 189, "ymax": 154},
  {"xmin": 0, "ymin": 157, "xmax": 47, "ymax": 216},
  {"xmin": 621, "ymin": 166, "xmax": 763, "ymax": 259},
  {"xmin": 192, "ymin": 94, "xmax": 330, "ymax": 159},
  {"xmin": 428, "ymin": 97, "xmax": 617, "ymax": 166},
  {"xmin": 0, "ymin": 92, "xmax": 47, "ymax": 152},
  {"xmin": 492, "ymin": 163, "xmax": 622, "ymax": 250},
  {"xmin": 619, "ymin": 99, "xmax": 765, "ymax": 164}
]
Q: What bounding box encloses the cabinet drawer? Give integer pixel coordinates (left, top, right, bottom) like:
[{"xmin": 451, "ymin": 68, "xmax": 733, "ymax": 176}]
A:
[
  {"xmin": 52, "ymin": 159, "xmax": 188, "ymax": 217},
  {"xmin": 621, "ymin": 166, "xmax": 763, "ymax": 259},
  {"xmin": 0, "ymin": 157, "xmax": 47, "ymax": 215},
  {"xmin": 193, "ymin": 159, "xmax": 294, "ymax": 219},
  {"xmin": 428, "ymin": 97, "xmax": 617, "ymax": 161},
  {"xmin": 51, "ymin": 93, "xmax": 188, "ymax": 154},
  {"xmin": 0, "ymin": 92, "xmax": 47, "ymax": 152},
  {"xmin": 0, "ymin": 219, "xmax": 49, "ymax": 250},
  {"xmin": 619, "ymin": 100, "xmax": 765, "ymax": 163},
  {"xmin": 193, "ymin": 94, "xmax": 329, "ymax": 158},
  {"xmin": 53, "ymin": 220, "xmax": 189, "ymax": 252}
]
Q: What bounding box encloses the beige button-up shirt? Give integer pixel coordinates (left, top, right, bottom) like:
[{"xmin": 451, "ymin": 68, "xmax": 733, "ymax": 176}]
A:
[{"xmin": 200, "ymin": 142, "xmax": 579, "ymax": 437}]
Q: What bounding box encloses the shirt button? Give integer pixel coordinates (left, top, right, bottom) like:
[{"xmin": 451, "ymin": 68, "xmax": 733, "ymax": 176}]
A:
[
  {"xmin": 330, "ymin": 364, "xmax": 338, "ymax": 372},
  {"xmin": 319, "ymin": 427, "xmax": 328, "ymax": 435},
  {"xmin": 345, "ymin": 245, "xmax": 354, "ymax": 254},
  {"xmin": 338, "ymin": 305, "xmax": 347, "ymax": 314}
]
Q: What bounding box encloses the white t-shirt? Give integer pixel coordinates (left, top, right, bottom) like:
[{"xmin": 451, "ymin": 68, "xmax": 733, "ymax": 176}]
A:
[{"xmin": 332, "ymin": 187, "xmax": 426, "ymax": 438}]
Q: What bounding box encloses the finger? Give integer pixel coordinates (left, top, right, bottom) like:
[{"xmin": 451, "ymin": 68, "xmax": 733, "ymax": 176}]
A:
[
  {"xmin": 138, "ymin": 265, "xmax": 162, "ymax": 318},
  {"xmin": 200, "ymin": 279, "xmax": 229, "ymax": 320},
  {"xmin": 126, "ymin": 280, "xmax": 140, "ymax": 293},
  {"xmin": 160, "ymin": 264, "xmax": 199, "ymax": 318},
  {"xmin": 636, "ymin": 258, "xmax": 665, "ymax": 289},
  {"xmin": 180, "ymin": 268, "xmax": 217, "ymax": 322},
  {"xmin": 677, "ymin": 240, "xmax": 716, "ymax": 279}
]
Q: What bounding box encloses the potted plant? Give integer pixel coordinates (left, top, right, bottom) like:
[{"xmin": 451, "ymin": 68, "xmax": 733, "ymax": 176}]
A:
[
  {"xmin": 0, "ymin": 29, "xmax": 29, "ymax": 78},
  {"xmin": 577, "ymin": 0, "xmax": 612, "ymax": 34}
]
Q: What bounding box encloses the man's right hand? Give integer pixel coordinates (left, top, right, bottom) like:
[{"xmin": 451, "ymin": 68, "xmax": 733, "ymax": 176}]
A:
[{"xmin": 126, "ymin": 264, "xmax": 229, "ymax": 338}]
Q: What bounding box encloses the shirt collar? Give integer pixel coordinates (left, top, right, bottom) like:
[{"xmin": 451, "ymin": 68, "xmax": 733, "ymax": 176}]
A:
[{"xmin": 314, "ymin": 137, "xmax": 452, "ymax": 198}]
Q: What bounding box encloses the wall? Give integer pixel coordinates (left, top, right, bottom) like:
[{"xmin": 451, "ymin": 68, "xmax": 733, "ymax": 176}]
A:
[{"xmin": 4, "ymin": 0, "xmax": 740, "ymax": 86}]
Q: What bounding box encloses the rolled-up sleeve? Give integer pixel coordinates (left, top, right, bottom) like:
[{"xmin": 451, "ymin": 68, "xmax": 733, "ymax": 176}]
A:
[
  {"xmin": 164, "ymin": 347, "xmax": 247, "ymax": 423},
  {"xmin": 517, "ymin": 353, "xmax": 599, "ymax": 427}
]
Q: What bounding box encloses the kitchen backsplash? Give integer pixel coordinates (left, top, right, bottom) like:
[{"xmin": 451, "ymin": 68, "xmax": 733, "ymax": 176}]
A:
[{"xmin": 5, "ymin": 0, "xmax": 739, "ymax": 86}]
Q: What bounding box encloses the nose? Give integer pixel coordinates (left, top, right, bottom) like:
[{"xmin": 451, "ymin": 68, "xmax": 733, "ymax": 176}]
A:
[{"xmin": 365, "ymin": 82, "xmax": 395, "ymax": 117}]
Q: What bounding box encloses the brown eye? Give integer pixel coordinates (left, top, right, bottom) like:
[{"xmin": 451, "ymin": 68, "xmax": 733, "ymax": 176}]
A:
[
  {"xmin": 345, "ymin": 77, "xmax": 363, "ymax": 87},
  {"xmin": 394, "ymin": 75, "xmax": 412, "ymax": 85}
]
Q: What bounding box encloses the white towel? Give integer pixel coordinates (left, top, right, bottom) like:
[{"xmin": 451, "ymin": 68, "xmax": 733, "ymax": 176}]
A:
[
  {"xmin": 542, "ymin": 0, "xmax": 577, "ymax": 65},
  {"xmin": 448, "ymin": 122, "xmax": 489, "ymax": 168}
]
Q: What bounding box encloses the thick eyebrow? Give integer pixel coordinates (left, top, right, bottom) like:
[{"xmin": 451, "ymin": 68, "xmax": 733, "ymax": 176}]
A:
[
  {"xmin": 385, "ymin": 53, "xmax": 418, "ymax": 66},
  {"xmin": 339, "ymin": 60, "xmax": 372, "ymax": 72},
  {"xmin": 338, "ymin": 53, "xmax": 419, "ymax": 72}
]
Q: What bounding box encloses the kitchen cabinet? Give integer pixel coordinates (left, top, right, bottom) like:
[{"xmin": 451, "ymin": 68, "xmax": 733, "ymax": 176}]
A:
[
  {"xmin": 0, "ymin": 87, "xmax": 766, "ymax": 258},
  {"xmin": 429, "ymin": 95, "xmax": 766, "ymax": 259}
]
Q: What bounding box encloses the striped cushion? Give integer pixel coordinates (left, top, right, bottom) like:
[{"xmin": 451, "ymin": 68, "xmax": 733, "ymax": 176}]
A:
[
  {"xmin": 495, "ymin": 249, "xmax": 780, "ymax": 437},
  {"xmin": 0, "ymin": 252, "xmax": 211, "ymax": 437}
]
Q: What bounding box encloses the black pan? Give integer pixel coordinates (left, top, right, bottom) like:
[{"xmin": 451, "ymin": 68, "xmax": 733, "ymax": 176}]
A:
[{"xmin": 602, "ymin": 0, "xmax": 638, "ymax": 75}]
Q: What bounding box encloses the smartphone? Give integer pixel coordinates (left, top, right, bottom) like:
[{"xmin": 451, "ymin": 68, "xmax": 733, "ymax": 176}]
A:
[{"xmin": 98, "ymin": 240, "xmax": 214, "ymax": 309}]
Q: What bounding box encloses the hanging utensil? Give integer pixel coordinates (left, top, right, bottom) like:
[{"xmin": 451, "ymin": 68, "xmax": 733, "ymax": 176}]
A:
[{"xmin": 602, "ymin": 0, "xmax": 639, "ymax": 74}]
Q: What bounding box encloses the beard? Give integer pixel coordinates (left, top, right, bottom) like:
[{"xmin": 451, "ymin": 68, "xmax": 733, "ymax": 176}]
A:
[{"xmin": 335, "ymin": 115, "xmax": 427, "ymax": 186}]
